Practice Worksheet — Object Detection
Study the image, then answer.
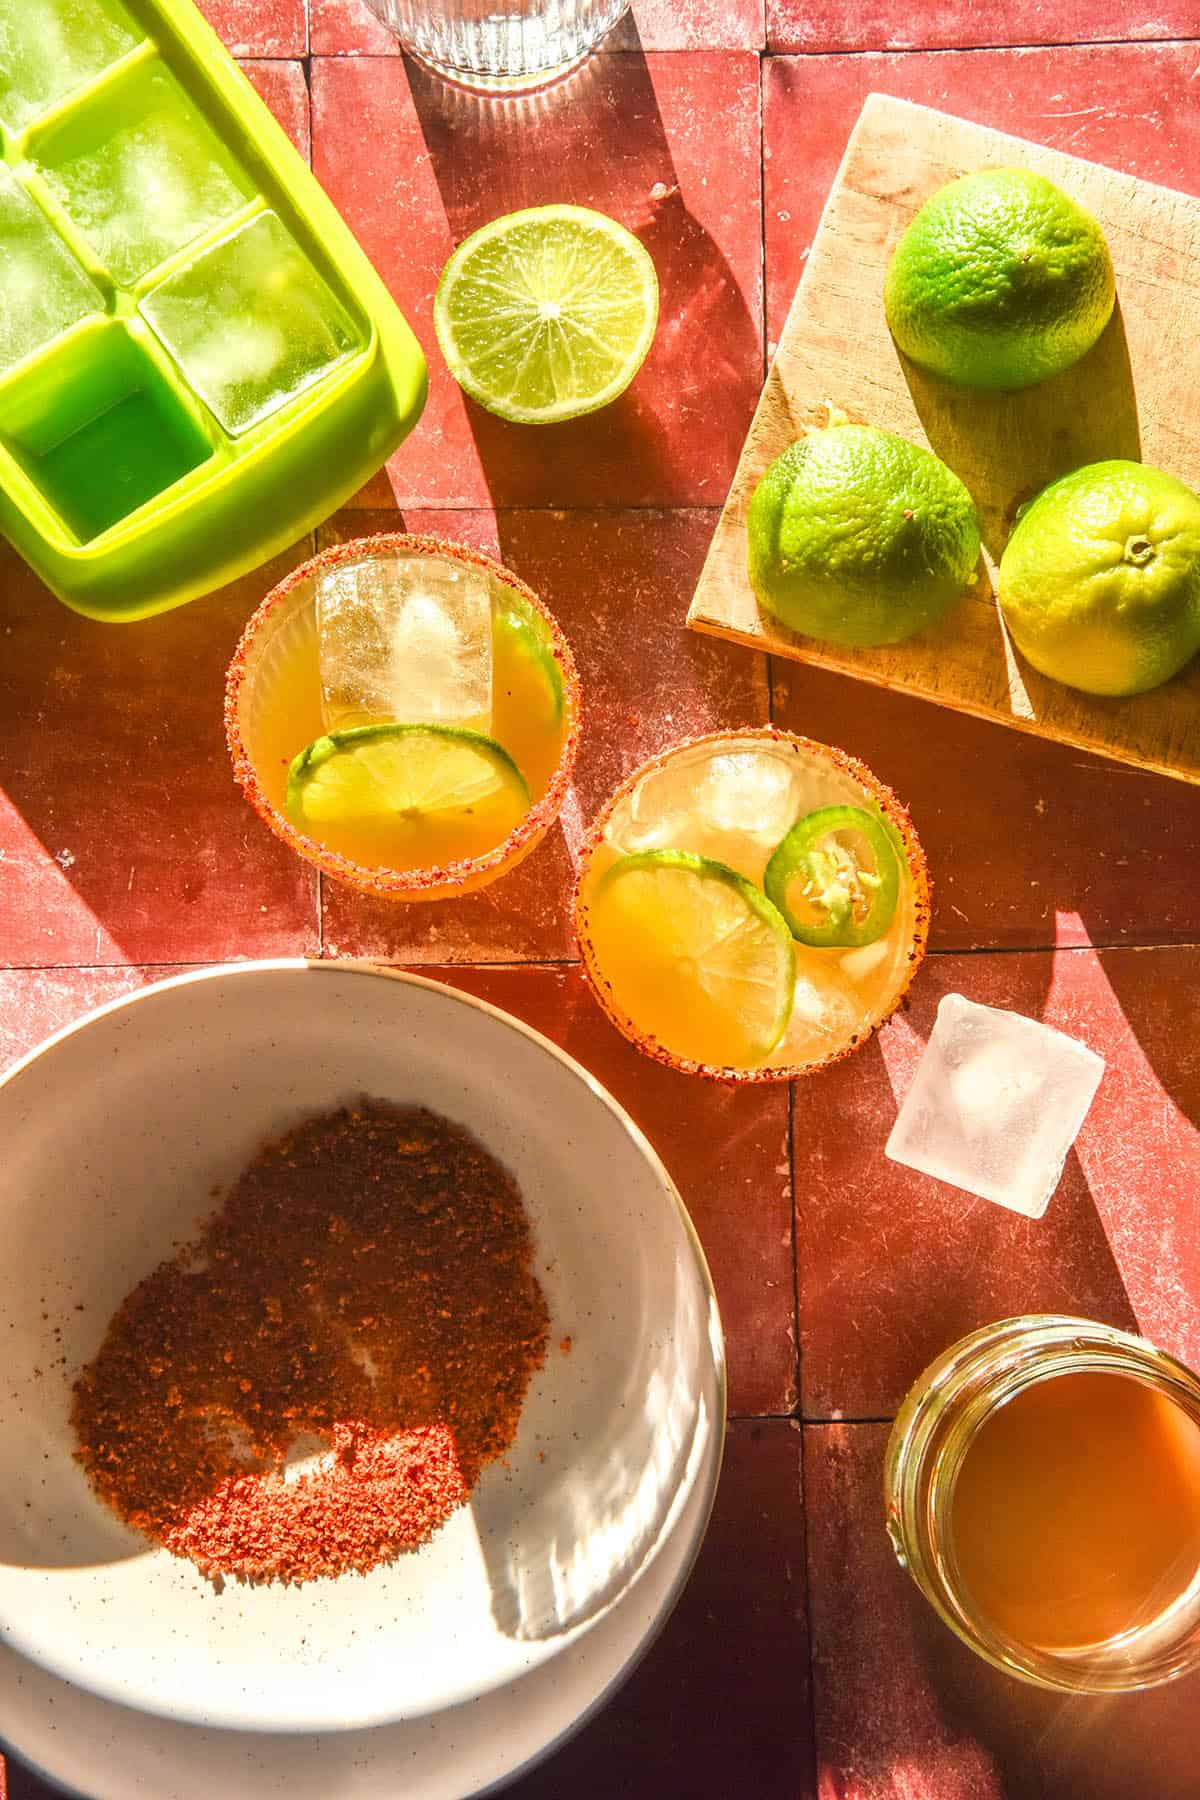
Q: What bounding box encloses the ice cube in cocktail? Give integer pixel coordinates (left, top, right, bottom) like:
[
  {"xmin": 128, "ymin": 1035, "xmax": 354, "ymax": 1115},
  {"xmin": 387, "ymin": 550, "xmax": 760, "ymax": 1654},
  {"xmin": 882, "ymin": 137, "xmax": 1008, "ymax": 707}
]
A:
[
  {"xmin": 141, "ymin": 211, "xmax": 358, "ymax": 436},
  {"xmin": 622, "ymin": 741, "xmax": 808, "ymax": 885},
  {"xmin": 38, "ymin": 63, "xmax": 249, "ymax": 286},
  {"xmin": 885, "ymin": 993, "xmax": 1105, "ymax": 1218},
  {"xmin": 0, "ymin": 166, "xmax": 104, "ymax": 376},
  {"xmin": 576, "ymin": 730, "xmax": 929, "ymax": 1078},
  {"xmin": 0, "ymin": 0, "xmax": 142, "ymax": 134},
  {"xmin": 317, "ymin": 555, "xmax": 493, "ymax": 733}
]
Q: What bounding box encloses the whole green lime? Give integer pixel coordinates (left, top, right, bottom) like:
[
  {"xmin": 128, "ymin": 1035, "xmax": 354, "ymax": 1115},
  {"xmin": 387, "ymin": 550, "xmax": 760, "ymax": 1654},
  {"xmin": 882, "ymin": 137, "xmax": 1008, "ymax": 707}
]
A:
[
  {"xmin": 746, "ymin": 422, "xmax": 981, "ymax": 647},
  {"xmin": 884, "ymin": 168, "xmax": 1115, "ymax": 391},
  {"xmin": 998, "ymin": 460, "xmax": 1200, "ymax": 696}
]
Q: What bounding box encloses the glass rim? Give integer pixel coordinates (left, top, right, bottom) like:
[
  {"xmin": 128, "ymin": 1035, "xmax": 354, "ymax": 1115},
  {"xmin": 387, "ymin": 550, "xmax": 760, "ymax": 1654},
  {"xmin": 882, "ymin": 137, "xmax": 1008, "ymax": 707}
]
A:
[
  {"xmin": 224, "ymin": 531, "xmax": 582, "ymax": 900},
  {"xmin": 572, "ymin": 724, "xmax": 932, "ymax": 1085}
]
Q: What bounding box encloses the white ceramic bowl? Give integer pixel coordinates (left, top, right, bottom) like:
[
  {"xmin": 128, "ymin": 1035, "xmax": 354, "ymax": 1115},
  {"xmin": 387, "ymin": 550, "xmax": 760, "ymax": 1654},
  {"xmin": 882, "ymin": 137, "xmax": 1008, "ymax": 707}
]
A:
[{"xmin": 0, "ymin": 962, "xmax": 724, "ymax": 1738}]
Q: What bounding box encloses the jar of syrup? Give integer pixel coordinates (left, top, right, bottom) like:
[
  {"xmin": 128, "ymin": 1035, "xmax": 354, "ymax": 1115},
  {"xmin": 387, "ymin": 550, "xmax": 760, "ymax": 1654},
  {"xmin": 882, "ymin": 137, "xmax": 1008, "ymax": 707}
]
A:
[{"xmin": 884, "ymin": 1315, "xmax": 1200, "ymax": 1691}]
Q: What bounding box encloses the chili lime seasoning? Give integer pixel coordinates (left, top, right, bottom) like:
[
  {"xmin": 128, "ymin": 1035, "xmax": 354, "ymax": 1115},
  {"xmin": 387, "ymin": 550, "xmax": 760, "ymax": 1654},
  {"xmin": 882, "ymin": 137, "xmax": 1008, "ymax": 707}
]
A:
[{"xmin": 71, "ymin": 1101, "xmax": 551, "ymax": 1584}]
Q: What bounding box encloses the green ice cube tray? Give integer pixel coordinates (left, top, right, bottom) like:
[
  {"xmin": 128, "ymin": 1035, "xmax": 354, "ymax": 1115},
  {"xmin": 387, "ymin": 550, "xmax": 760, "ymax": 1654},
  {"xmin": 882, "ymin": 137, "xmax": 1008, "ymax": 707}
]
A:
[{"xmin": 0, "ymin": 0, "xmax": 427, "ymax": 621}]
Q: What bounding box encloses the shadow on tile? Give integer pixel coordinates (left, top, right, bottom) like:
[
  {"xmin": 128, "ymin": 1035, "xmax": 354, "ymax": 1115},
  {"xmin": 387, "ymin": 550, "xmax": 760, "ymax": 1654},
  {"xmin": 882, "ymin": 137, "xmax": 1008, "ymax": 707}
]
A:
[
  {"xmin": 909, "ymin": 1579, "xmax": 1200, "ymax": 1800},
  {"xmin": 401, "ymin": 30, "xmax": 761, "ymax": 509},
  {"xmin": 1094, "ymin": 947, "xmax": 1200, "ymax": 1134},
  {"xmin": 0, "ymin": 543, "xmax": 318, "ymax": 967}
]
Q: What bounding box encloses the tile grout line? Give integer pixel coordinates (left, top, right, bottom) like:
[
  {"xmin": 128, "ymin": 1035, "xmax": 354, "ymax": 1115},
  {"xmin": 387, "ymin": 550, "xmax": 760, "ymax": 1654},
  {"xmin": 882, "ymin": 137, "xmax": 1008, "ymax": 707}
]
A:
[
  {"xmin": 787, "ymin": 1079, "xmax": 821, "ymax": 1800},
  {"xmin": 760, "ymin": 34, "xmax": 1200, "ymax": 59},
  {"xmin": 248, "ymin": 34, "xmax": 1200, "ymax": 62},
  {"xmin": 0, "ymin": 956, "xmax": 590, "ymax": 975},
  {"xmin": 726, "ymin": 1412, "xmax": 896, "ymax": 1424},
  {"xmin": 10, "ymin": 941, "xmax": 1199, "ymax": 977},
  {"xmin": 338, "ymin": 503, "xmax": 725, "ymax": 517},
  {"xmin": 759, "ymin": 54, "xmax": 781, "ymax": 744},
  {"xmin": 757, "ymin": 49, "xmax": 768, "ymax": 392}
]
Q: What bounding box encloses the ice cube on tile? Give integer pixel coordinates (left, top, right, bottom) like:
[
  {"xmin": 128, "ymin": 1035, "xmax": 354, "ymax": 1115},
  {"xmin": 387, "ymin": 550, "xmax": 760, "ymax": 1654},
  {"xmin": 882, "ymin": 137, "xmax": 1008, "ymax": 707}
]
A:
[
  {"xmin": 0, "ymin": 0, "xmax": 142, "ymax": 133},
  {"xmin": 316, "ymin": 556, "xmax": 493, "ymax": 733},
  {"xmin": 885, "ymin": 993, "xmax": 1105, "ymax": 1219},
  {"xmin": 0, "ymin": 167, "xmax": 103, "ymax": 376},
  {"xmin": 141, "ymin": 211, "xmax": 358, "ymax": 436},
  {"xmin": 38, "ymin": 63, "xmax": 249, "ymax": 286}
]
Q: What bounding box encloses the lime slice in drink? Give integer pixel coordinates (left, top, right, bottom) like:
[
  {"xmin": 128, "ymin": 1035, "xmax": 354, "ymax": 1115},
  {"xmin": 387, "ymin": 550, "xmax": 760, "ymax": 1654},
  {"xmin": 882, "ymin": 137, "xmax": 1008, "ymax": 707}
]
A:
[
  {"xmin": 585, "ymin": 850, "xmax": 796, "ymax": 1069},
  {"xmin": 492, "ymin": 604, "xmax": 564, "ymax": 726},
  {"xmin": 434, "ymin": 205, "xmax": 659, "ymax": 425},
  {"xmin": 286, "ymin": 724, "xmax": 530, "ymax": 869}
]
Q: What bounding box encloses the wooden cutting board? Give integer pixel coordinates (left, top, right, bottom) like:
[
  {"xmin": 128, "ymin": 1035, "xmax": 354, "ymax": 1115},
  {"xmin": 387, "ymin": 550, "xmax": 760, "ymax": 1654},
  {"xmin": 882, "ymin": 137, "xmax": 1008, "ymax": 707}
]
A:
[{"xmin": 687, "ymin": 93, "xmax": 1200, "ymax": 784}]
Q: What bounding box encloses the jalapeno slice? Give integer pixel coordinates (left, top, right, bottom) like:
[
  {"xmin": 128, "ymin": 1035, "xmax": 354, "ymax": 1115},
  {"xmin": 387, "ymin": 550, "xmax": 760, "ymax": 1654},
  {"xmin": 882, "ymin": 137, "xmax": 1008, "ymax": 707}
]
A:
[{"xmin": 763, "ymin": 804, "xmax": 901, "ymax": 948}]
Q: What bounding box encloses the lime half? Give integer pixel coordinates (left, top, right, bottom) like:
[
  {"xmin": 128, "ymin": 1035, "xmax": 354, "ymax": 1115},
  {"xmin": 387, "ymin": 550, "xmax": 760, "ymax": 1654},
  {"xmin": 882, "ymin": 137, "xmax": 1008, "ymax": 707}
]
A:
[
  {"xmin": 286, "ymin": 724, "xmax": 530, "ymax": 869},
  {"xmin": 585, "ymin": 849, "xmax": 796, "ymax": 1069},
  {"xmin": 434, "ymin": 205, "xmax": 659, "ymax": 425}
]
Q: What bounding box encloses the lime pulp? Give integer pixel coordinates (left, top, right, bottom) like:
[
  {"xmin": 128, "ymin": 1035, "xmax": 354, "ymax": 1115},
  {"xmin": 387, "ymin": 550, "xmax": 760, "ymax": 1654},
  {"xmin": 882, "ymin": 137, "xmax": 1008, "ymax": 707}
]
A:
[
  {"xmin": 587, "ymin": 849, "xmax": 796, "ymax": 1069},
  {"xmin": 434, "ymin": 205, "xmax": 659, "ymax": 425},
  {"xmin": 286, "ymin": 723, "xmax": 531, "ymax": 867}
]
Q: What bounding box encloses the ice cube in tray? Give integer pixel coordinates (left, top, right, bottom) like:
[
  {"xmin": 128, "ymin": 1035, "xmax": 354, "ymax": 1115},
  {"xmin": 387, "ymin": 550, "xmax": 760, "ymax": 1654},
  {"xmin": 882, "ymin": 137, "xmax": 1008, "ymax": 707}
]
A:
[
  {"xmin": 38, "ymin": 62, "xmax": 249, "ymax": 286},
  {"xmin": 141, "ymin": 211, "xmax": 359, "ymax": 436},
  {"xmin": 0, "ymin": 0, "xmax": 142, "ymax": 135},
  {"xmin": 0, "ymin": 166, "xmax": 104, "ymax": 376}
]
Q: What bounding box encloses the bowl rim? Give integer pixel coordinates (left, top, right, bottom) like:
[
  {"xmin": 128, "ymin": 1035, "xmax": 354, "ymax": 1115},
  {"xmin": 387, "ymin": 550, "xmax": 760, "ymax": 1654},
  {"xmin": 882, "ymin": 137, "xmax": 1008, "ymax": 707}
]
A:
[
  {"xmin": 223, "ymin": 534, "xmax": 583, "ymax": 899},
  {"xmin": 572, "ymin": 724, "xmax": 933, "ymax": 1085},
  {"xmin": 0, "ymin": 958, "xmax": 727, "ymax": 1735}
]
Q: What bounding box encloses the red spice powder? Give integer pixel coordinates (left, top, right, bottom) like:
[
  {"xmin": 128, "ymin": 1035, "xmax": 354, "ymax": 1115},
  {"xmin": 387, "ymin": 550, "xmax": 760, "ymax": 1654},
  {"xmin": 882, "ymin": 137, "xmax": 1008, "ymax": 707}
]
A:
[{"xmin": 71, "ymin": 1101, "xmax": 551, "ymax": 1585}]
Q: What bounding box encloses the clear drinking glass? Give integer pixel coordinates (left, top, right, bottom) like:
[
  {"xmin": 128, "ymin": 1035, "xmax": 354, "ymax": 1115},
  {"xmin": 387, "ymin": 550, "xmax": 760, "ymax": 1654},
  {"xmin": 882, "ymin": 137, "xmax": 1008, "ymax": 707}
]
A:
[{"xmin": 361, "ymin": 0, "xmax": 631, "ymax": 92}]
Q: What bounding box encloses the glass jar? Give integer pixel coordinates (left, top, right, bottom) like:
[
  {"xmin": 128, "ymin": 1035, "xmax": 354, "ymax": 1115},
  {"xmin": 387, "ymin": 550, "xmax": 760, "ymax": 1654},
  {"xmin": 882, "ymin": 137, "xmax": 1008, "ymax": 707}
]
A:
[
  {"xmin": 884, "ymin": 1315, "xmax": 1200, "ymax": 1691},
  {"xmin": 361, "ymin": 0, "xmax": 631, "ymax": 93}
]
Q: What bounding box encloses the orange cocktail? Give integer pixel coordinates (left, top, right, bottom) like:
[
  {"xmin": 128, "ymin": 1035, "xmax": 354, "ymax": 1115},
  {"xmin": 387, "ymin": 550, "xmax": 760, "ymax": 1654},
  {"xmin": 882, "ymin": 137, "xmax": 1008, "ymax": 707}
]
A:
[{"xmin": 227, "ymin": 535, "xmax": 580, "ymax": 901}]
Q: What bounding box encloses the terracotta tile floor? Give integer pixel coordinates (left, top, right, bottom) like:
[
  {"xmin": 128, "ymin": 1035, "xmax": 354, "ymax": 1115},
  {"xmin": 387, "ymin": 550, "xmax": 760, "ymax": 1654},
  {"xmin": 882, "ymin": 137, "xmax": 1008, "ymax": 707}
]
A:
[{"xmin": 3, "ymin": 6, "xmax": 1200, "ymax": 1797}]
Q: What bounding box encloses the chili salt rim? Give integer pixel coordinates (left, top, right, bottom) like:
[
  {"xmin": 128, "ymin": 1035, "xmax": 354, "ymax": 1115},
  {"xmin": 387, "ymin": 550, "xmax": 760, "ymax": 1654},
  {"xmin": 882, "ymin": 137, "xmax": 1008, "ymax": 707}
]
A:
[
  {"xmin": 224, "ymin": 534, "xmax": 582, "ymax": 900},
  {"xmin": 572, "ymin": 725, "xmax": 932, "ymax": 1086}
]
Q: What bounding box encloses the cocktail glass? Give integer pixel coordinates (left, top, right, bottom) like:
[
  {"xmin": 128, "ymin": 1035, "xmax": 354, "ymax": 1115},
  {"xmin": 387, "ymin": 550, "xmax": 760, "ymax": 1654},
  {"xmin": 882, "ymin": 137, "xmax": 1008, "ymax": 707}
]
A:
[
  {"xmin": 574, "ymin": 728, "xmax": 931, "ymax": 1082},
  {"xmin": 226, "ymin": 535, "xmax": 580, "ymax": 900}
]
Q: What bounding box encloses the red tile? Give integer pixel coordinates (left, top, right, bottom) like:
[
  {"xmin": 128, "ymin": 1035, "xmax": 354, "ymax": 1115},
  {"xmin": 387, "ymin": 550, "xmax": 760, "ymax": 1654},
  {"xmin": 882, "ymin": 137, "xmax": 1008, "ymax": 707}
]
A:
[
  {"xmin": 310, "ymin": 0, "xmax": 403, "ymax": 53},
  {"xmin": 764, "ymin": 44, "xmax": 1200, "ymax": 348},
  {"xmin": 512, "ymin": 1420, "xmax": 814, "ymax": 1797},
  {"xmin": 311, "ymin": 53, "xmax": 763, "ymax": 508},
  {"xmin": 805, "ymin": 1421, "xmax": 1200, "ymax": 1800},
  {"xmin": 311, "ymin": 0, "xmax": 764, "ymax": 54},
  {"xmin": 794, "ymin": 947, "xmax": 1200, "ymax": 1420},
  {"xmin": 197, "ymin": 0, "xmax": 307, "ymax": 56},
  {"xmin": 605, "ymin": 0, "xmax": 765, "ymax": 52},
  {"xmin": 0, "ymin": 967, "xmax": 176, "ymax": 1074},
  {"xmin": 770, "ymin": 663, "xmax": 1200, "ymax": 951},
  {"xmin": 319, "ymin": 507, "xmax": 769, "ymax": 962},
  {"xmin": 0, "ymin": 544, "xmax": 318, "ymax": 968},
  {"xmin": 239, "ymin": 60, "xmax": 312, "ymax": 163},
  {"xmin": 439, "ymin": 963, "xmax": 796, "ymax": 1415},
  {"xmin": 769, "ymin": 0, "xmax": 1197, "ymax": 54},
  {"xmin": 324, "ymin": 833, "xmax": 579, "ymax": 962}
]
